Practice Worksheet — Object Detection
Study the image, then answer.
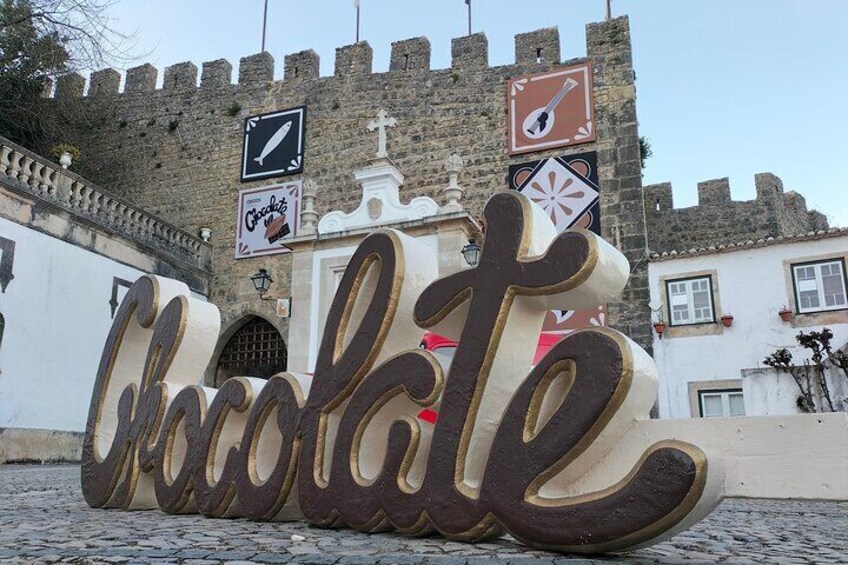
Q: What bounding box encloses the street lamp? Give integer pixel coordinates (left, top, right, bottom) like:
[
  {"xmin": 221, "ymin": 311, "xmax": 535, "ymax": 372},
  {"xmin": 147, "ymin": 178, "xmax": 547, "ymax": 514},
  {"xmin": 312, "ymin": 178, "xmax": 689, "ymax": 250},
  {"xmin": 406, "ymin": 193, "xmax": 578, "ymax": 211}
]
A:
[
  {"xmin": 461, "ymin": 238, "xmax": 481, "ymax": 267},
  {"xmin": 250, "ymin": 268, "xmax": 273, "ymax": 298}
]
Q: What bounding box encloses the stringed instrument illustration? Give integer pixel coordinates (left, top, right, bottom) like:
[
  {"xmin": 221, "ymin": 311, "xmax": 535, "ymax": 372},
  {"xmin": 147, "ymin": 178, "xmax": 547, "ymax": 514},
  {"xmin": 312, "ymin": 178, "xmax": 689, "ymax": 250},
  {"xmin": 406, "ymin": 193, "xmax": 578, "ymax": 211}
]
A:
[{"xmin": 523, "ymin": 77, "xmax": 579, "ymax": 139}]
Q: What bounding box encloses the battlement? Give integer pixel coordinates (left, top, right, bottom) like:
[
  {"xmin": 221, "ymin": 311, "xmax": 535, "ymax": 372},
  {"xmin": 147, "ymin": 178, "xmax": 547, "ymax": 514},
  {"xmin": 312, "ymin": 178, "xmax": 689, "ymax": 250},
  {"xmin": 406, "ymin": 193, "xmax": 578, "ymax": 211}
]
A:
[
  {"xmin": 49, "ymin": 23, "xmax": 589, "ymax": 98},
  {"xmin": 38, "ymin": 15, "xmax": 653, "ymax": 348},
  {"xmin": 646, "ymin": 173, "xmax": 791, "ymax": 211},
  {"xmin": 644, "ymin": 173, "xmax": 828, "ymax": 252}
]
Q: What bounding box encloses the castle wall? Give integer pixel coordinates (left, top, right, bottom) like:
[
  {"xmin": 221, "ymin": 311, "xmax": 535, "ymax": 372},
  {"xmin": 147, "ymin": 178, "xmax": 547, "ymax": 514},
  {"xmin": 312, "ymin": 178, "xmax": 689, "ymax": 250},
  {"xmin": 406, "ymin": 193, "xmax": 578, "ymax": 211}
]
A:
[
  {"xmin": 49, "ymin": 17, "xmax": 651, "ymax": 349},
  {"xmin": 644, "ymin": 173, "xmax": 828, "ymax": 253}
]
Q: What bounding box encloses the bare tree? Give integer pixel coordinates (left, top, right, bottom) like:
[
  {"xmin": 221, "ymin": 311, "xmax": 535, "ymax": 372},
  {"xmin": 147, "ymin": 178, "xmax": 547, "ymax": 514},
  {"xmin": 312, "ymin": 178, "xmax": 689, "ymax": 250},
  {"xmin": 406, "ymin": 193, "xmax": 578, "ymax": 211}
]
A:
[
  {"xmin": 0, "ymin": 0, "xmax": 136, "ymax": 155},
  {"xmin": 763, "ymin": 328, "xmax": 848, "ymax": 413},
  {"xmin": 0, "ymin": 0, "xmax": 134, "ymax": 71}
]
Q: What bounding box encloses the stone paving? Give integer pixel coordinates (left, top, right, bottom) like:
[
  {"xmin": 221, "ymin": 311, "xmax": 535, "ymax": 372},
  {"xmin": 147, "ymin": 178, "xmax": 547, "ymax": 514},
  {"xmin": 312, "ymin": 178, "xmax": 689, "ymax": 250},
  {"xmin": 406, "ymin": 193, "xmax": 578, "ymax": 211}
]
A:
[{"xmin": 0, "ymin": 465, "xmax": 846, "ymax": 564}]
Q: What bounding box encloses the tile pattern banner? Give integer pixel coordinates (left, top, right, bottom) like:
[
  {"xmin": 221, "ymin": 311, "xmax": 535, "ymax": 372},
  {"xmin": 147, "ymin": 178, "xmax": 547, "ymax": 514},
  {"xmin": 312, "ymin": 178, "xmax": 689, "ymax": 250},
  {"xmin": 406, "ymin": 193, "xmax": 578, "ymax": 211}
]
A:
[{"xmin": 509, "ymin": 152, "xmax": 605, "ymax": 333}]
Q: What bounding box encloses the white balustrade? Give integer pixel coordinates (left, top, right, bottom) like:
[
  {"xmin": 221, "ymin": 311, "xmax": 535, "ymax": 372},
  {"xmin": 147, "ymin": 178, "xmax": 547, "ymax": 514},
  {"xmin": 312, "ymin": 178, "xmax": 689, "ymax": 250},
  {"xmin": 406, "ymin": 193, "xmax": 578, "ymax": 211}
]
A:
[{"xmin": 0, "ymin": 136, "xmax": 210, "ymax": 269}]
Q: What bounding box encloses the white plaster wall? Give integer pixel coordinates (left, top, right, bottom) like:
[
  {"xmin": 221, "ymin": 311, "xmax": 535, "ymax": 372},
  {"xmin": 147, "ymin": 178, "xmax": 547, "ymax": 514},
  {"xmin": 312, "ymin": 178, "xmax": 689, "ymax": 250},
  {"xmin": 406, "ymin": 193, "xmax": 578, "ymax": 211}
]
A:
[
  {"xmin": 0, "ymin": 218, "xmax": 145, "ymax": 432},
  {"xmin": 741, "ymin": 368, "xmax": 803, "ymax": 416},
  {"xmin": 742, "ymin": 365, "xmax": 848, "ymax": 416},
  {"xmin": 649, "ymin": 237, "xmax": 848, "ymax": 419}
]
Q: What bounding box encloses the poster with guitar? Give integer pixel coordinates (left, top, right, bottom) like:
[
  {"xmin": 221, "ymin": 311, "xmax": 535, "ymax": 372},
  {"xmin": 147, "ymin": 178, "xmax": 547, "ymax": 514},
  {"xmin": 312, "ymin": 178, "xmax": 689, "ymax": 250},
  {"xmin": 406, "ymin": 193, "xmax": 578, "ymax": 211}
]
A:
[
  {"xmin": 509, "ymin": 152, "xmax": 605, "ymax": 334},
  {"xmin": 507, "ymin": 63, "xmax": 595, "ymax": 155}
]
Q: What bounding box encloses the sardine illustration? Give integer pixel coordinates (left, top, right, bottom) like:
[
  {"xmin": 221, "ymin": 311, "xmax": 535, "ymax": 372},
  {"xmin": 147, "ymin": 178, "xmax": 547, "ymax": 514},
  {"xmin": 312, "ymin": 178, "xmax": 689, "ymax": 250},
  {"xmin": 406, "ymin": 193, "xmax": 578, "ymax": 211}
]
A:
[{"xmin": 254, "ymin": 120, "xmax": 292, "ymax": 166}]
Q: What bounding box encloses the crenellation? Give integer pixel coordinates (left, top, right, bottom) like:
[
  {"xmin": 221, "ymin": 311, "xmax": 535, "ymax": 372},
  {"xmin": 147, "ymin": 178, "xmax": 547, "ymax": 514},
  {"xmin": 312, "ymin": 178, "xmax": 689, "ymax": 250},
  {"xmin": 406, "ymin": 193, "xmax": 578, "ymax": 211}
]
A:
[
  {"xmin": 334, "ymin": 42, "xmax": 373, "ymax": 77},
  {"xmin": 201, "ymin": 59, "xmax": 233, "ymax": 88},
  {"xmin": 55, "ymin": 73, "xmax": 86, "ymax": 99},
  {"xmin": 163, "ymin": 62, "xmax": 198, "ymax": 91},
  {"xmin": 645, "ymin": 173, "xmax": 827, "ymax": 253},
  {"xmin": 645, "ymin": 182, "xmax": 673, "ymax": 211},
  {"xmin": 586, "ymin": 17, "xmax": 631, "ymax": 88},
  {"xmin": 284, "ymin": 49, "xmax": 319, "ymax": 81},
  {"xmin": 88, "ymin": 69, "xmax": 121, "ymax": 97},
  {"xmin": 389, "ymin": 37, "xmax": 431, "ymax": 71},
  {"xmin": 755, "ymin": 172, "xmax": 784, "ymax": 199},
  {"xmin": 125, "ymin": 64, "xmax": 158, "ymax": 93},
  {"xmin": 697, "ymin": 178, "xmax": 731, "ymax": 206},
  {"xmin": 451, "ymin": 33, "xmax": 488, "ymax": 69},
  {"xmin": 809, "ymin": 210, "xmax": 828, "ymax": 231},
  {"xmin": 40, "ymin": 18, "xmax": 656, "ymax": 352},
  {"xmin": 515, "ymin": 27, "xmax": 560, "ymax": 65},
  {"xmin": 239, "ymin": 52, "xmax": 275, "ymax": 85},
  {"xmin": 783, "ymin": 191, "xmax": 807, "ymax": 214}
]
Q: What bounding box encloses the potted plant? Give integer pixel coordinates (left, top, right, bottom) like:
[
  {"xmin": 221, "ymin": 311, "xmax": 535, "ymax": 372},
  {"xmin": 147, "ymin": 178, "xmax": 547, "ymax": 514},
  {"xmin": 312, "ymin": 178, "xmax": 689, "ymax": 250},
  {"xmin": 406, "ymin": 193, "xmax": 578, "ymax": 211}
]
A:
[
  {"xmin": 778, "ymin": 306, "xmax": 793, "ymax": 322},
  {"xmin": 720, "ymin": 313, "xmax": 734, "ymax": 327},
  {"xmin": 50, "ymin": 143, "xmax": 81, "ymax": 169}
]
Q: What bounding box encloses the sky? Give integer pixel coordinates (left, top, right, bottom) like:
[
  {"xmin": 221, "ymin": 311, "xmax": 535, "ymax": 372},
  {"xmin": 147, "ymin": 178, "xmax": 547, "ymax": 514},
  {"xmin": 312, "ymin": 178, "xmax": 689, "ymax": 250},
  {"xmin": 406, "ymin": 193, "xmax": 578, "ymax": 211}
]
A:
[{"xmin": 104, "ymin": 0, "xmax": 848, "ymax": 226}]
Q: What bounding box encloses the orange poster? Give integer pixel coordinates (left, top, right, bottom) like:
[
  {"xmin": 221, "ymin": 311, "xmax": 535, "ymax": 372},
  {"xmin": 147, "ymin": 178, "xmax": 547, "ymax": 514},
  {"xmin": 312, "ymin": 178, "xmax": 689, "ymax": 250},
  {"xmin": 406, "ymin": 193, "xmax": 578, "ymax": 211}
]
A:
[{"xmin": 507, "ymin": 63, "xmax": 596, "ymax": 155}]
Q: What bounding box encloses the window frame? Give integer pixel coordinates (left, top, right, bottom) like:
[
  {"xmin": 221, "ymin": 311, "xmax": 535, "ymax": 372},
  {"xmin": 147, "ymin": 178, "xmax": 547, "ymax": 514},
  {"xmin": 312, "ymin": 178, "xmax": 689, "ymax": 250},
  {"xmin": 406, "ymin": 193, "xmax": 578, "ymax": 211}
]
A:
[
  {"xmin": 697, "ymin": 388, "xmax": 745, "ymax": 418},
  {"xmin": 665, "ymin": 274, "xmax": 717, "ymax": 327},
  {"xmin": 790, "ymin": 258, "xmax": 848, "ymax": 314}
]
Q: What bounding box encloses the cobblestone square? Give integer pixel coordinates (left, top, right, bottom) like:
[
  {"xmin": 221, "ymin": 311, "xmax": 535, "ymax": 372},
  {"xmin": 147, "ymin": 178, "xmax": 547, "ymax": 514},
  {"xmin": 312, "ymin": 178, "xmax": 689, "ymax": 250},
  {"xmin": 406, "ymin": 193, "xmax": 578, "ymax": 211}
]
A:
[{"xmin": 0, "ymin": 465, "xmax": 846, "ymax": 564}]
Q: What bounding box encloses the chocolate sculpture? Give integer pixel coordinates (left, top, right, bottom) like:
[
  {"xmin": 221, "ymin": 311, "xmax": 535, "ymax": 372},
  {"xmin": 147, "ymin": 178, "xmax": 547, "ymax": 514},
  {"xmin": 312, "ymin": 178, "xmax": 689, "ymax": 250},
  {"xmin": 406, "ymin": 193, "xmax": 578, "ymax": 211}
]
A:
[{"xmin": 81, "ymin": 191, "xmax": 722, "ymax": 553}]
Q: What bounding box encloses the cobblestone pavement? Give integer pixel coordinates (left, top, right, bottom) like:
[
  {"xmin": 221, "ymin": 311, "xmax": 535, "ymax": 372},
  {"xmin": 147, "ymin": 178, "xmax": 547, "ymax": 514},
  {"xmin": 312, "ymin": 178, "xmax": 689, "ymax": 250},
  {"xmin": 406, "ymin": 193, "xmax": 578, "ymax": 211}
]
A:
[{"xmin": 1, "ymin": 465, "xmax": 846, "ymax": 564}]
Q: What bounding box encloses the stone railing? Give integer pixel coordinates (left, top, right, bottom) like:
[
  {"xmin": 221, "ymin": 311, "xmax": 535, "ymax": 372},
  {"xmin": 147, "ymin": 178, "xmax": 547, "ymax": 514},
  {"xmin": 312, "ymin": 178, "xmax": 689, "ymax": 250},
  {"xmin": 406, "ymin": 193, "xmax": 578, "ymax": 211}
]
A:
[{"xmin": 0, "ymin": 136, "xmax": 211, "ymax": 272}]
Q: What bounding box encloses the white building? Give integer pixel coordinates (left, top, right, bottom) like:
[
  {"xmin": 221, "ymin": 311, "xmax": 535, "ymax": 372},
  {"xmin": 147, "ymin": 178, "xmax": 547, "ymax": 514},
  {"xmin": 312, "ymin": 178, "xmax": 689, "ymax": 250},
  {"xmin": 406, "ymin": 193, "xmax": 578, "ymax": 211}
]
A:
[
  {"xmin": 649, "ymin": 230, "xmax": 848, "ymax": 419},
  {"xmin": 0, "ymin": 137, "xmax": 211, "ymax": 462}
]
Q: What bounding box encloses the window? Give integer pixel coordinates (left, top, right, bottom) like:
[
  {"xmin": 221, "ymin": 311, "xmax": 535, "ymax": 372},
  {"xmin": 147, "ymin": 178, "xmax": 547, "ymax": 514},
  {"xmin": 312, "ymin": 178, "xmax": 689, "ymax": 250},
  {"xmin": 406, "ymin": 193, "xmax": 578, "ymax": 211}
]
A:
[
  {"xmin": 698, "ymin": 389, "xmax": 745, "ymax": 418},
  {"xmin": 666, "ymin": 276, "xmax": 715, "ymax": 326},
  {"xmin": 792, "ymin": 259, "xmax": 847, "ymax": 314}
]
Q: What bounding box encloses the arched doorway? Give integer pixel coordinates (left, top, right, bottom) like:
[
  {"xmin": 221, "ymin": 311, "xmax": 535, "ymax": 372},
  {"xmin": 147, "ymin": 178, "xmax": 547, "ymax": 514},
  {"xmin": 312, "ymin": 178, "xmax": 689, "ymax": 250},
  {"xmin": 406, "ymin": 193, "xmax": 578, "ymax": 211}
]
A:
[{"xmin": 214, "ymin": 316, "xmax": 287, "ymax": 386}]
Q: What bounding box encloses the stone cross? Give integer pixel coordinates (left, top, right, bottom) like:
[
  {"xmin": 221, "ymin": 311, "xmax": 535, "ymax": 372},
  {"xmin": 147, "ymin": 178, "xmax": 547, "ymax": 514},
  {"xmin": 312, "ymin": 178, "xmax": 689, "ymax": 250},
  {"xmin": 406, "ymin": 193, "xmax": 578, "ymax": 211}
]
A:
[{"xmin": 367, "ymin": 109, "xmax": 397, "ymax": 159}]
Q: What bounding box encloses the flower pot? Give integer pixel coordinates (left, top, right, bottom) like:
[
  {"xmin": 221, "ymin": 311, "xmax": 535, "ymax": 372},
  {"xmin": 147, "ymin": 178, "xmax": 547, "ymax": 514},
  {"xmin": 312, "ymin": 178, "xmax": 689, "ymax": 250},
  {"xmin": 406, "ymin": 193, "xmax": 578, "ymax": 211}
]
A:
[
  {"xmin": 653, "ymin": 322, "xmax": 666, "ymax": 336},
  {"xmin": 778, "ymin": 309, "xmax": 793, "ymax": 322},
  {"xmin": 720, "ymin": 315, "xmax": 734, "ymax": 328}
]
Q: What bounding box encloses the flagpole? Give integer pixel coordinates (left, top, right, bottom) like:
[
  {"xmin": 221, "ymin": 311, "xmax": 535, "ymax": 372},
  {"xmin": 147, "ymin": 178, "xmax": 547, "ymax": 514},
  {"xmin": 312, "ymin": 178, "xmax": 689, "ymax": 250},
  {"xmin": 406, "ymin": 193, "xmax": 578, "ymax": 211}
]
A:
[
  {"xmin": 467, "ymin": 0, "xmax": 471, "ymax": 36},
  {"xmin": 261, "ymin": 0, "xmax": 269, "ymax": 52},
  {"xmin": 356, "ymin": 2, "xmax": 361, "ymax": 42},
  {"xmin": 605, "ymin": 0, "xmax": 611, "ymax": 20}
]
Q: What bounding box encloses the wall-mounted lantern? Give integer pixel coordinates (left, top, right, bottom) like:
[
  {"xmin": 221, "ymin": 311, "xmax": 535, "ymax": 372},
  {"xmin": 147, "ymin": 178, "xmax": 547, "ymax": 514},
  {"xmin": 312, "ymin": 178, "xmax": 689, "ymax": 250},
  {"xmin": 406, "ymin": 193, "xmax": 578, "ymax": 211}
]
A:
[
  {"xmin": 250, "ymin": 268, "xmax": 274, "ymax": 299},
  {"xmin": 461, "ymin": 238, "xmax": 482, "ymax": 267}
]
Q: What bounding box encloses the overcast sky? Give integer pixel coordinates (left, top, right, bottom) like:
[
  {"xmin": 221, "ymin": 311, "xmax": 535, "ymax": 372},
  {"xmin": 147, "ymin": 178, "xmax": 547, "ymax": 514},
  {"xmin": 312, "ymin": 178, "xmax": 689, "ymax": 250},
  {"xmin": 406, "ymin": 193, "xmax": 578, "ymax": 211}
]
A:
[{"xmin": 105, "ymin": 0, "xmax": 848, "ymax": 226}]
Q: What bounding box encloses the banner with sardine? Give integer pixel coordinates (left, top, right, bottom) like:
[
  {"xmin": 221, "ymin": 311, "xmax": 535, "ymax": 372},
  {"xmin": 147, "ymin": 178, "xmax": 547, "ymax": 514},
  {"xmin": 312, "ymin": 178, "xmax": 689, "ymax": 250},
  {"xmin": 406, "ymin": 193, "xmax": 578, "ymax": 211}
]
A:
[
  {"xmin": 241, "ymin": 106, "xmax": 306, "ymax": 181},
  {"xmin": 509, "ymin": 152, "xmax": 605, "ymax": 334},
  {"xmin": 235, "ymin": 181, "xmax": 302, "ymax": 259},
  {"xmin": 507, "ymin": 63, "xmax": 595, "ymax": 155}
]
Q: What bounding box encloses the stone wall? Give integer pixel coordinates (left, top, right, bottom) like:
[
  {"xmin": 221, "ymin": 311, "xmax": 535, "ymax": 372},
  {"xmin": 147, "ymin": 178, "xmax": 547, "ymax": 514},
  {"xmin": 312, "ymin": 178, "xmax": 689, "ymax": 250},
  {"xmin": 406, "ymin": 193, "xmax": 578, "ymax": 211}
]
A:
[
  {"xmin": 46, "ymin": 17, "xmax": 650, "ymax": 349},
  {"xmin": 0, "ymin": 428, "xmax": 82, "ymax": 463},
  {"xmin": 644, "ymin": 173, "xmax": 828, "ymax": 253}
]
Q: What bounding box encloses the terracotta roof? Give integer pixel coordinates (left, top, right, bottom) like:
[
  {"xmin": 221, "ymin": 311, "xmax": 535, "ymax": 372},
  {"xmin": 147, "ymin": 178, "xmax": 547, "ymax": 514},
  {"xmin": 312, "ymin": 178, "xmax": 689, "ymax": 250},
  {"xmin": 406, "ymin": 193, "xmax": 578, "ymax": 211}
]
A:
[{"xmin": 650, "ymin": 227, "xmax": 848, "ymax": 262}]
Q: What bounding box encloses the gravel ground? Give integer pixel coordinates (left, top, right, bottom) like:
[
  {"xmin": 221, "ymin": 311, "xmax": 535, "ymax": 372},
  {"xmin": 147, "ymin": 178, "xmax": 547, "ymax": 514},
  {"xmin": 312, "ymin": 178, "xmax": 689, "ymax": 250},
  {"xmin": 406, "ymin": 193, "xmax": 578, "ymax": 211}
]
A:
[{"xmin": 1, "ymin": 464, "xmax": 846, "ymax": 564}]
